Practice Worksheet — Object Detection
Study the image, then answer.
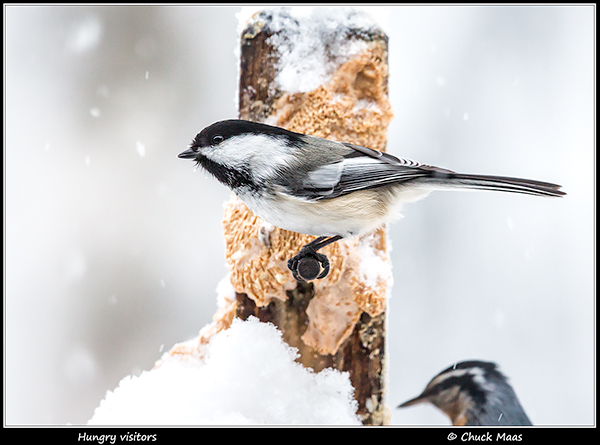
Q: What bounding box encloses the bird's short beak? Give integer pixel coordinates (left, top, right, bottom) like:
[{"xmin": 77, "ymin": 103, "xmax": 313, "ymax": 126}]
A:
[{"xmin": 178, "ymin": 148, "xmax": 197, "ymax": 159}]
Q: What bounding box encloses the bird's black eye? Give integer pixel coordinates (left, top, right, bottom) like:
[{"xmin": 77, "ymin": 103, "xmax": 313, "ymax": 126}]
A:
[{"xmin": 211, "ymin": 135, "xmax": 224, "ymax": 145}]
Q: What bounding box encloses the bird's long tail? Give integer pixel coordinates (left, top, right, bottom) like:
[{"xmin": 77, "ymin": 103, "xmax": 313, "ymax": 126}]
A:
[{"xmin": 428, "ymin": 172, "xmax": 566, "ymax": 197}]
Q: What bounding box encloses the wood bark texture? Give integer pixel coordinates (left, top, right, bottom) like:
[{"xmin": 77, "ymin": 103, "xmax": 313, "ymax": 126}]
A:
[{"xmin": 230, "ymin": 10, "xmax": 394, "ymax": 425}]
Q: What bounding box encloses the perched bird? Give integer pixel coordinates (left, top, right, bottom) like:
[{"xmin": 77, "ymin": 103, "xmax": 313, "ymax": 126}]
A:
[
  {"xmin": 397, "ymin": 360, "xmax": 532, "ymax": 426},
  {"xmin": 178, "ymin": 119, "xmax": 565, "ymax": 281}
]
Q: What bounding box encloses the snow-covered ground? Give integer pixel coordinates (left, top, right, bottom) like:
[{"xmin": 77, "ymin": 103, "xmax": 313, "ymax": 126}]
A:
[{"xmin": 88, "ymin": 317, "xmax": 360, "ymax": 425}]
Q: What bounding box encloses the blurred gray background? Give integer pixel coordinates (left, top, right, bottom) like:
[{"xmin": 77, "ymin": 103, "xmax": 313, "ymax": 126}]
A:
[{"xmin": 5, "ymin": 5, "xmax": 594, "ymax": 425}]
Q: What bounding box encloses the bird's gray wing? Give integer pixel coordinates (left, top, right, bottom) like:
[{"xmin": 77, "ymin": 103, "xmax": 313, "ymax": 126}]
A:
[
  {"xmin": 291, "ymin": 141, "xmax": 564, "ymax": 199},
  {"xmin": 288, "ymin": 142, "xmax": 450, "ymax": 200}
]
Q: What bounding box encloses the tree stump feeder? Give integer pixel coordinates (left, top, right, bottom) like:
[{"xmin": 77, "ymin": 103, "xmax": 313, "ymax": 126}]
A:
[
  {"xmin": 161, "ymin": 8, "xmax": 394, "ymax": 425},
  {"xmin": 230, "ymin": 9, "xmax": 394, "ymax": 425}
]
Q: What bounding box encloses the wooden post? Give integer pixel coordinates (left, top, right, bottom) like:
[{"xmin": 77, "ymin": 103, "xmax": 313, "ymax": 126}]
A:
[{"xmin": 226, "ymin": 8, "xmax": 394, "ymax": 425}]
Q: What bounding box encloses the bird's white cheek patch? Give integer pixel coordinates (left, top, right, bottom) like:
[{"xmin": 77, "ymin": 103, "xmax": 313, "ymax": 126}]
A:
[
  {"xmin": 205, "ymin": 134, "xmax": 296, "ymax": 180},
  {"xmin": 248, "ymin": 136, "xmax": 296, "ymax": 181}
]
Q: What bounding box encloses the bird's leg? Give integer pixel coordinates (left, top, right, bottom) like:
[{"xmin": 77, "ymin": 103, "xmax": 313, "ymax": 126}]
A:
[{"xmin": 287, "ymin": 235, "xmax": 343, "ymax": 281}]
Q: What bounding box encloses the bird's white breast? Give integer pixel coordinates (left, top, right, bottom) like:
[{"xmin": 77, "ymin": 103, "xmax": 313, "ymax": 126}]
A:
[{"xmin": 237, "ymin": 185, "xmax": 431, "ymax": 237}]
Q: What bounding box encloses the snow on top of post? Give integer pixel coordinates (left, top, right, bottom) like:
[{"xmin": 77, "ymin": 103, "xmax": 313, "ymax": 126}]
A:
[{"xmin": 237, "ymin": 6, "xmax": 388, "ymax": 94}]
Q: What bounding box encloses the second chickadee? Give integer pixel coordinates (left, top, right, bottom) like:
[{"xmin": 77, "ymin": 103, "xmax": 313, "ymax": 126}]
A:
[{"xmin": 178, "ymin": 119, "xmax": 565, "ymax": 281}]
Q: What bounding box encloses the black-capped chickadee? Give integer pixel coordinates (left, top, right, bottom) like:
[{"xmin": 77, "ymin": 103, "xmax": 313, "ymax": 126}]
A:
[
  {"xmin": 397, "ymin": 360, "xmax": 532, "ymax": 426},
  {"xmin": 178, "ymin": 120, "xmax": 565, "ymax": 281}
]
